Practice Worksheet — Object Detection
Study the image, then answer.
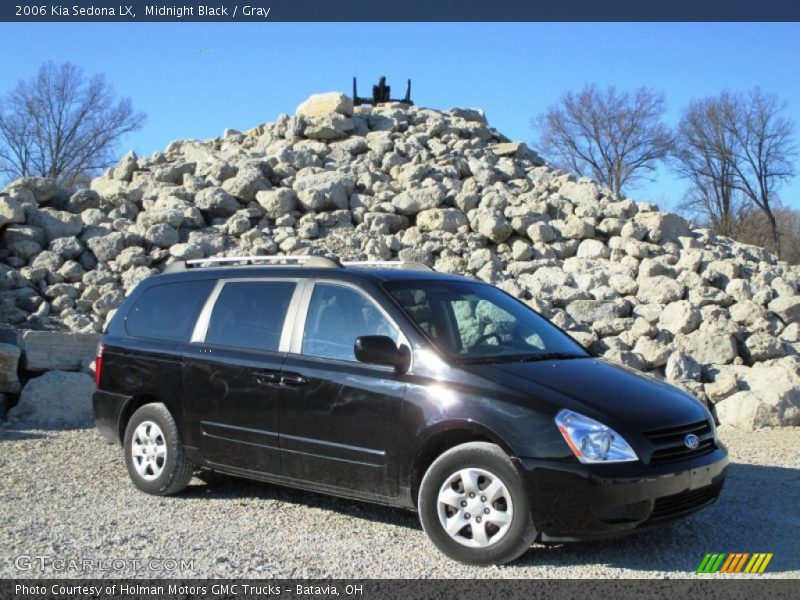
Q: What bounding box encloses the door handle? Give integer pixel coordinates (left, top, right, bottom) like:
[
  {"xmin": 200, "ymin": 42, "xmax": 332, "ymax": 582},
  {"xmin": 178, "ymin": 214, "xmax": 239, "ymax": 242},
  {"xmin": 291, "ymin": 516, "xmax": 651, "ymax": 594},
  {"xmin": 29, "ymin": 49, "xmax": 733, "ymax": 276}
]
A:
[
  {"xmin": 253, "ymin": 370, "xmax": 281, "ymax": 385},
  {"xmin": 280, "ymin": 374, "xmax": 308, "ymax": 387}
]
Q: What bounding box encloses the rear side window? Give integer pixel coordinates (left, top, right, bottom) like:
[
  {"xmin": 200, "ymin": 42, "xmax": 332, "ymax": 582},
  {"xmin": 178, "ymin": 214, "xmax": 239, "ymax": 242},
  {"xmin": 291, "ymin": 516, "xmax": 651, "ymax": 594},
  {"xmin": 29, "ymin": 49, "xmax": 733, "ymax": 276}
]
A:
[
  {"xmin": 126, "ymin": 280, "xmax": 214, "ymax": 342},
  {"xmin": 206, "ymin": 281, "xmax": 296, "ymax": 351}
]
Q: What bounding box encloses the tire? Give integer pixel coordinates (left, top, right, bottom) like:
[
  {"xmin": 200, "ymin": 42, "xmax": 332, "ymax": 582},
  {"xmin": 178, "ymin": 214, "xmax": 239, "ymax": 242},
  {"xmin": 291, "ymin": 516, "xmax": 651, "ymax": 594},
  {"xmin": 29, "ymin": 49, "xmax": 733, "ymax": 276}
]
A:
[
  {"xmin": 418, "ymin": 442, "xmax": 537, "ymax": 565},
  {"xmin": 123, "ymin": 403, "xmax": 193, "ymax": 496}
]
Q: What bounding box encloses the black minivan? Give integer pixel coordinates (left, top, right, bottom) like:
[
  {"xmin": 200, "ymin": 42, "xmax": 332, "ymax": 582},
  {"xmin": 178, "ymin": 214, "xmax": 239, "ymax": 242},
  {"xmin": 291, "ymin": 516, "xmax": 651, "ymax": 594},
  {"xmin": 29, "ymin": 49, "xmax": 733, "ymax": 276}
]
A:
[{"xmin": 93, "ymin": 255, "xmax": 727, "ymax": 565}]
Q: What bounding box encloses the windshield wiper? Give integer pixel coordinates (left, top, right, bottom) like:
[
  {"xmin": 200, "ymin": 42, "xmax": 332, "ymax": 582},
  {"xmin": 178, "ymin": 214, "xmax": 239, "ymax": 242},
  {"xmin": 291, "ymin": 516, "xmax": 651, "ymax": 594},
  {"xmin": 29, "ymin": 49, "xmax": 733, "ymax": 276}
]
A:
[
  {"xmin": 456, "ymin": 355, "xmax": 516, "ymax": 365},
  {"xmin": 518, "ymin": 352, "xmax": 586, "ymax": 362}
]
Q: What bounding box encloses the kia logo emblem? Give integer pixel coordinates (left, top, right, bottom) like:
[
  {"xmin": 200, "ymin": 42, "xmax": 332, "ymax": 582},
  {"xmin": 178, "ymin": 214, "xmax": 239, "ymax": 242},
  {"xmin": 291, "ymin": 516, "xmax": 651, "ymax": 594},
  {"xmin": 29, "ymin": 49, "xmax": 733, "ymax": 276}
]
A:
[{"xmin": 684, "ymin": 434, "xmax": 700, "ymax": 450}]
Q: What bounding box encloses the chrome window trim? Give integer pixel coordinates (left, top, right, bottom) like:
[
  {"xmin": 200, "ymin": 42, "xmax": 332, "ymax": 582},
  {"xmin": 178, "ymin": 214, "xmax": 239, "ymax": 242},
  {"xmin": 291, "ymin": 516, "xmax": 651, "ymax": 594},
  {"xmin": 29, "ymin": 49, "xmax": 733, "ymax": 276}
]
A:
[
  {"xmin": 189, "ymin": 277, "xmax": 303, "ymax": 351},
  {"xmin": 291, "ymin": 279, "xmax": 412, "ymax": 371},
  {"xmin": 190, "ymin": 279, "xmax": 225, "ymax": 343}
]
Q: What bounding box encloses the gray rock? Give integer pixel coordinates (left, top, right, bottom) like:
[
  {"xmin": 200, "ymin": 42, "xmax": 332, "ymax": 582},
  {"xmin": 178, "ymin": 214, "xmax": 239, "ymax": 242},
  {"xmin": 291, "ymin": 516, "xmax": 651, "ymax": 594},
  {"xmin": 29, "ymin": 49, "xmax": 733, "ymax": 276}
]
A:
[
  {"xmin": 65, "ymin": 189, "xmax": 101, "ymax": 213},
  {"xmin": 6, "ymin": 177, "xmax": 66, "ymax": 205},
  {"xmin": 295, "ymin": 92, "xmax": 354, "ymax": 117},
  {"xmin": 256, "ymin": 188, "xmax": 298, "ymax": 219},
  {"xmin": 677, "ymin": 330, "xmax": 738, "ymax": 366},
  {"xmin": 8, "ymin": 371, "xmax": 96, "ymax": 429},
  {"xmin": 637, "ymin": 276, "xmax": 685, "ymax": 304},
  {"xmin": 222, "ymin": 165, "xmax": 271, "ymax": 202},
  {"xmin": 745, "ymin": 332, "xmax": 785, "ymax": 362},
  {"xmin": 194, "ymin": 187, "xmax": 240, "ymax": 218},
  {"xmin": 27, "ymin": 208, "xmax": 84, "ymax": 242},
  {"xmin": 416, "ymin": 208, "xmax": 468, "ymax": 233},
  {"xmin": 304, "ymin": 114, "xmax": 355, "ymax": 141},
  {"xmin": 469, "ymin": 210, "xmax": 512, "ymax": 244},
  {"xmin": 716, "ymin": 356, "xmax": 800, "ymax": 428},
  {"xmin": 144, "ymin": 224, "xmax": 180, "ymax": 248},
  {"xmin": 0, "ymin": 196, "xmax": 25, "ymax": 227},
  {"xmin": 87, "ymin": 232, "xmax": 126, "ymax": 262},
  {"xmin": 665, "ymin": 351, "xmax": 702, "ymax": 382},
  {"xmin": 635, "ymin": 212, "xmax": 691, "ymax": 243},
  {"xmin": 576, "ymin": 239, "xmax": 610, "ymax": 259},
  {"xmin": 113, "ymin": 150, "xmax": 139, "ymax": 182},
  {"xmin": 566, "ymin": 299, "xmax": 629, "ymax": 324},
  {"xmin": 20, "ymin": 330, "xmax": 100, "ymax": 372},
  {"xmin": 391, "ymin": 186, "xmax": 446, "ymax": 216},
  {"xmin": 658, "ymin": 300, "xmax": 701, "ymax": 335},
  {"xmin": 49, "ymin": 236, "xmax": 84, "ymax": 260},
  {"xmin": 293, "ymin": 169, "xmax": 354, "ymax": 212},
  {"xmin": 768, "ymin": 295, "xmax": 800, "ymax": 324}
]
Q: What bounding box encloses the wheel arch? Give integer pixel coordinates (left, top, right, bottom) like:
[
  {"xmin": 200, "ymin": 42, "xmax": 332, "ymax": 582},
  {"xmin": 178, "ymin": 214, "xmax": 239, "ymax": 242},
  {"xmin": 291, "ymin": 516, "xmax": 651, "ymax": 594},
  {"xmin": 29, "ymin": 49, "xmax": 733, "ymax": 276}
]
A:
[
  {"xmin": 410, "ymin": 420, "xmax": 515, "ymax": 506},
  {"xmin": 118, "ymin": 393, "xmax": 164, "ymax": 442}
]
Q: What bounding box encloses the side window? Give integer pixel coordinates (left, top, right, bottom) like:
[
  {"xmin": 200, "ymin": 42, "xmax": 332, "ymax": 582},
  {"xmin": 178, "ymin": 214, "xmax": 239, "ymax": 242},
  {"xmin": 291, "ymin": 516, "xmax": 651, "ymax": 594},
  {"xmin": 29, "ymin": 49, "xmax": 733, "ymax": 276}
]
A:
[
  {"xmin": 126, "ymin": 280, "xmax": 215, "ymax": 342},
  {"xmin": 302, "ymin": 284, "xmax": 400, "ymax": 362},
  {"xmin": 206, "ymin": 281, "xmax": 296, "ymax": 351},
  {"xmin": 390, "ymin": 288, "xmax": 455, "ymax": 352}
]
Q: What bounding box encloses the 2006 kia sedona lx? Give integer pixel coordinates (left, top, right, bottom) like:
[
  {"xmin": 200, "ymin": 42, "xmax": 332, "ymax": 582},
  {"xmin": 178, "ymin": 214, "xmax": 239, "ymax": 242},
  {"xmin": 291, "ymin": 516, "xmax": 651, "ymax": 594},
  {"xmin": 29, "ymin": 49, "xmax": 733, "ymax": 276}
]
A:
[{"xmin": 93, "ymin": 256, "xmax": 727, "ymax": 565}]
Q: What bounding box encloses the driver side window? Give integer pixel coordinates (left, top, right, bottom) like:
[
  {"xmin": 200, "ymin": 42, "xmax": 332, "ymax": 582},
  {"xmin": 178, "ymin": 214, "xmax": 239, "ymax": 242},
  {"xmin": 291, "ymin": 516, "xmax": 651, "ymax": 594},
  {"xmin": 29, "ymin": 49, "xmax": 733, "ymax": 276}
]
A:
[{"xmin": 302, "ymin": 283, "xmax": 400, "ymax": 362}]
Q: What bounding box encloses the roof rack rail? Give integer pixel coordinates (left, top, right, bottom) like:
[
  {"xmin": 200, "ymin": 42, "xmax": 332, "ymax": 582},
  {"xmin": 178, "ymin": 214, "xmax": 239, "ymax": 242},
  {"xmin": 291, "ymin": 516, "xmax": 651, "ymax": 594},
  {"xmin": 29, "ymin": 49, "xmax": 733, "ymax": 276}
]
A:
[
  {"xmin": 341, "ymin": 260, "xmax": 433, "ymax": 272},
  {"xmin": 182, "ymin": 255, "xmax": 342, "ymax": 269}
]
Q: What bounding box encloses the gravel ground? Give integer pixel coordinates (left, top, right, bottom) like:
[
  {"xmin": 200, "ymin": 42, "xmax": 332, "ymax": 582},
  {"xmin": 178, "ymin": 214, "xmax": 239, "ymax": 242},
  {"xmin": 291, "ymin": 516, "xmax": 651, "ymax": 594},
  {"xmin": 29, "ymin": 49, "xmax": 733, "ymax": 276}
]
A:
[{"xmin": 1, "ymin": 424, "xmax": 798, "ymax": 579}]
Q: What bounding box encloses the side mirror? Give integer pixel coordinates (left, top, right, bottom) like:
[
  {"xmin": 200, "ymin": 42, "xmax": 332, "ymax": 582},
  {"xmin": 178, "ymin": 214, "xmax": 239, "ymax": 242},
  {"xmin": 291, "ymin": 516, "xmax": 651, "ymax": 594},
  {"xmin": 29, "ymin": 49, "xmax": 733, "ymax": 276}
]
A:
[{"xmin": 354, "ymin": 335, "xmax": 410, "ymax": 373}]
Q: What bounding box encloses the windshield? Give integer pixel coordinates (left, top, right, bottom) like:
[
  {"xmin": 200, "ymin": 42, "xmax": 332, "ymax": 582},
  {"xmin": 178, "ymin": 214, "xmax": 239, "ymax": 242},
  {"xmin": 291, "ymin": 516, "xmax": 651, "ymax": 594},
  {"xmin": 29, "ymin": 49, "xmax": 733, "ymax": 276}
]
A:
[{"xmin": 386, "ymin": 280, "xmax": 589, "ymax": 363}]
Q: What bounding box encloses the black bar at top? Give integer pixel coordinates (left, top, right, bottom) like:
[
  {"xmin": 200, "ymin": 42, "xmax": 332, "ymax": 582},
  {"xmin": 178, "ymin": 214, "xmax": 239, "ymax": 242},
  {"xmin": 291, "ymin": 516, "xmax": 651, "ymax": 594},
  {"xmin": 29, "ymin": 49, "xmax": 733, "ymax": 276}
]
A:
[{"xmin": 2, "ymin": 0, "xmax": 800, "ymax": 22}]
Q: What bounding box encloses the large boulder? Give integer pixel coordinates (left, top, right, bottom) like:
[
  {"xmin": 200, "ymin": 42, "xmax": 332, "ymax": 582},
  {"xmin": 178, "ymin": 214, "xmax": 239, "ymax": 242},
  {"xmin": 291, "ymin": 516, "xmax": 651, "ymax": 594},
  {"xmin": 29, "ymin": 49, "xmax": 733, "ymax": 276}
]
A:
[
  {"xmin": 20, "ymin": 330, "xmax": 100, "ymax": 372},
  {"xmin": 565, "ymin": 299, "xmax": 630, "ymax": 324},
  {"xmin": 295, "ymin": 92, "xmax": 354, "ymax": 118},
  {"xmin": 0, "ymin": 196, "xmax": 25, "ymax": 228},
  {"xmin": 768, "ymin": 295, "xmax": 800, "ymax": 324},
  {"xmin": 676, "ymin": 330, "xmax": 738, "ymax": 366},
  {"xmin": 27, "ymin": 208, "xmax": 83, "ymax": 242},
  {"xmin": 391, "ymin": 186, "xmax": 446, "ymax": 216},
  {"xmin": 194, "ymin": 187, "xmax": 240, "ymax": 218},
  {"xmin": 416, "ymin": 208, "xmax": 468, "ymax": 233},
  {"xmin": 716, "ymin": 357, "xmax": 800, "ymax": 429},
  {"xmin": 293, "ymin": 169, "xmax": 355, "ymax": 212},
  {"xmin": 8, "ymin": 371, "xmax": 96, "ymax": 429}
]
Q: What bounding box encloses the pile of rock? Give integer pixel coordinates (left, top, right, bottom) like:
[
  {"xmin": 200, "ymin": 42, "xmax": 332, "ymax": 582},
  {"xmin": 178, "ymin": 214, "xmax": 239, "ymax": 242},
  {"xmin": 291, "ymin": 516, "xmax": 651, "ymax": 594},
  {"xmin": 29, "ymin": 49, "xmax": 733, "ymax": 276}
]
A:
[{"xmin": 1, "ymin": 91, "xmax": 798, "ymax": 429}]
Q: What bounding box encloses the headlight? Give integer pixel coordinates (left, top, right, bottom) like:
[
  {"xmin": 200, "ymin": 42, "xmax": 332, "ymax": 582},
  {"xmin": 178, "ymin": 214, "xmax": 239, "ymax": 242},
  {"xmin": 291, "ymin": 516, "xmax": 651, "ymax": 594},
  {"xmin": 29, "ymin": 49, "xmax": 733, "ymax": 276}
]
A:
[{"xmin": 555, "ymin": 409, "xmax": 638, "ymax": 464}]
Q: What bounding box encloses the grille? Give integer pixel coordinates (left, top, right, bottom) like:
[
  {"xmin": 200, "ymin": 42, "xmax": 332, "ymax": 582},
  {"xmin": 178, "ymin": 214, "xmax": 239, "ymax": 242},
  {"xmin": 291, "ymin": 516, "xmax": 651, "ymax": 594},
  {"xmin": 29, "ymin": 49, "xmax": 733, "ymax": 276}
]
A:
[
  {"xmin": 649, "ymin": 486, "xmax": 718, "ymax": 522},
  {"xmin": 644, "ymin": 420, "xmax": 715, "ymax": 465}
]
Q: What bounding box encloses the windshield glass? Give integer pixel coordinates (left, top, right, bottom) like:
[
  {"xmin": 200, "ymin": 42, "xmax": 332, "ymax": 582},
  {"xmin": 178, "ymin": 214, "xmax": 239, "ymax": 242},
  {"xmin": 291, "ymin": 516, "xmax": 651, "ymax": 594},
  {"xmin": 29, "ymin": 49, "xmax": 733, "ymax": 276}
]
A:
[{"xmin": 386, "ymin": 280, "xmax": 589, "ymax": 363}]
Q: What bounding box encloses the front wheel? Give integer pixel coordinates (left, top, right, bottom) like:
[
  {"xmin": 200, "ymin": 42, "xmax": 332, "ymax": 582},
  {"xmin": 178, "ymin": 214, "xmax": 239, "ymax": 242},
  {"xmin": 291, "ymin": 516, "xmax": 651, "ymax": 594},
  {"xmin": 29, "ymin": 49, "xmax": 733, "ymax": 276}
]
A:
[{"xmin": 418, "ymin": 442, "xmax": 537, "ymax": 565}]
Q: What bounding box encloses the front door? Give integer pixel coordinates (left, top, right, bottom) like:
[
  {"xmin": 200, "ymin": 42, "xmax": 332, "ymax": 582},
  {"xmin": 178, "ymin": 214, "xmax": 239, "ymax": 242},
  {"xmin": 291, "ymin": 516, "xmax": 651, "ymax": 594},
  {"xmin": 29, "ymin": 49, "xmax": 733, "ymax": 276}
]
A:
[
  {"xmin": 279, "ymin": 282, "xmax": 408, "ymax": 497},
  {"xmin": 183, "ymin": 279, "xmax": 299, "ymax": 476}
]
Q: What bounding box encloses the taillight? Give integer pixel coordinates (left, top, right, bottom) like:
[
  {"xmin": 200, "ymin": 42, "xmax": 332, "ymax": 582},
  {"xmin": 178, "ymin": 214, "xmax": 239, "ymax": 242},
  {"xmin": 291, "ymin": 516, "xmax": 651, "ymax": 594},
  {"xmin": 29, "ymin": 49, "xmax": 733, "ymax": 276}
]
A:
[{"xmin": 95, "ymin": 342, "xmax": 105, "ymax": 387}]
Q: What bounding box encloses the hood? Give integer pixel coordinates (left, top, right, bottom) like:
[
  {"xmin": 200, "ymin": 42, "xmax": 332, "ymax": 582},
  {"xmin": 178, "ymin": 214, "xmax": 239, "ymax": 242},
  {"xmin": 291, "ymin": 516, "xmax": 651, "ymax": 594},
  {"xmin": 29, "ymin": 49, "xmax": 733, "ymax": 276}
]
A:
[{"xmin": 461, "ymin": 357, "xmax": 710, "ymax": 433}]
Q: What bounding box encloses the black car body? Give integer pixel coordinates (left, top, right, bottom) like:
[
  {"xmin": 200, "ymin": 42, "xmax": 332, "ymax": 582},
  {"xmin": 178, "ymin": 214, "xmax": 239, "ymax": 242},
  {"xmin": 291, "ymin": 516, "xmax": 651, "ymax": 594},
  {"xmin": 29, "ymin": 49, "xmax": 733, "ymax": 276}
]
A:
[{"xmin": 93, "ymin": 256, "xmax": 728, "ymax": 564}]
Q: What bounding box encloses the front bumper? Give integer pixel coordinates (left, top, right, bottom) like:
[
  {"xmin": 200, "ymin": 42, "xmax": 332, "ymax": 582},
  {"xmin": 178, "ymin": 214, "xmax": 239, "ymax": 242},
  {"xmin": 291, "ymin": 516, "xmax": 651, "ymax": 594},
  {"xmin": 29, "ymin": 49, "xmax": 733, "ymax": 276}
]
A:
[{"xmin": 515, "ymin": 444, "xmax": 728, "ymax": 540}]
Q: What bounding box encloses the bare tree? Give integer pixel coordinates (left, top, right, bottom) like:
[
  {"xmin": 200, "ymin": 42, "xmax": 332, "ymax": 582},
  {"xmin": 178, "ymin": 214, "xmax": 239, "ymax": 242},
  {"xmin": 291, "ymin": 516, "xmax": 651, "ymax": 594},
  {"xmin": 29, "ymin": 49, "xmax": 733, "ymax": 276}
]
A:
[
  {"xmin": 0, "ymin": 61, "xmax": 145, "ymax": 188},
  {"xmin": 534, "ymin": 85, "xmax": 674, "ymax": 197},
  {"xmin": 674, "ymin": 93, "xmax": 744, "ymax": 236},
  {"xmin": 725, "ymin": 89, "xmax": 796, "ymax": 254},
  {"xmin": 673, "ymin": 89, "xmax": 796, "ymax": 255}
]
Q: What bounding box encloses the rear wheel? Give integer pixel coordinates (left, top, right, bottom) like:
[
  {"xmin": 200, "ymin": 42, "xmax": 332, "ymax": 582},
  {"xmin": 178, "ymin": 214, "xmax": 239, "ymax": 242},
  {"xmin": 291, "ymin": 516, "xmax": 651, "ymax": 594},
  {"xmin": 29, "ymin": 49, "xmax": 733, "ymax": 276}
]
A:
[
  {"xmin": 418, "ymin": 442, "xmax": 536, "ymax": 565},
  {"xmin": 123, "ymin": 403, "xmax": 193, "ymax": 496}
]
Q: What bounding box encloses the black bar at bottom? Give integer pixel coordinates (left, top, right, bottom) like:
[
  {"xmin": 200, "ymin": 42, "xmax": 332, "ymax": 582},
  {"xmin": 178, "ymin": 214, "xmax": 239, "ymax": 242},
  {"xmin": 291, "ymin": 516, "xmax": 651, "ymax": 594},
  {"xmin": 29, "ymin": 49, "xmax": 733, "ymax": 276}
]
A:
[{"xmin": 1, "ymin": 579, "xmax": 798, "ymax": 600}]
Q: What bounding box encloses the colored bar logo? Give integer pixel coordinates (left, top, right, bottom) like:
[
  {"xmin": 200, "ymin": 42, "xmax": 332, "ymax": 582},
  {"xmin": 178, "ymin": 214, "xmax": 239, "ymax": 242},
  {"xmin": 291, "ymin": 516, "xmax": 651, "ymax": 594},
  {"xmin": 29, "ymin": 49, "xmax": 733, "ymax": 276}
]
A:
[{"xmin": 696, "ymin": 553, "xmax": 773, "ymax": 574}]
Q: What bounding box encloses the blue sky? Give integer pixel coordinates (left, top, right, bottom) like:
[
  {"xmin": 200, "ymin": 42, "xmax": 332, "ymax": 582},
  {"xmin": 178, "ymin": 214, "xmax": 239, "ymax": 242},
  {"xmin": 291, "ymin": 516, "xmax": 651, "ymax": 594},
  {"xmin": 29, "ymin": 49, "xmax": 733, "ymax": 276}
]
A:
[{"xmin": 1, "ymin": 22, "xmax": 798, "ymax": 210}]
